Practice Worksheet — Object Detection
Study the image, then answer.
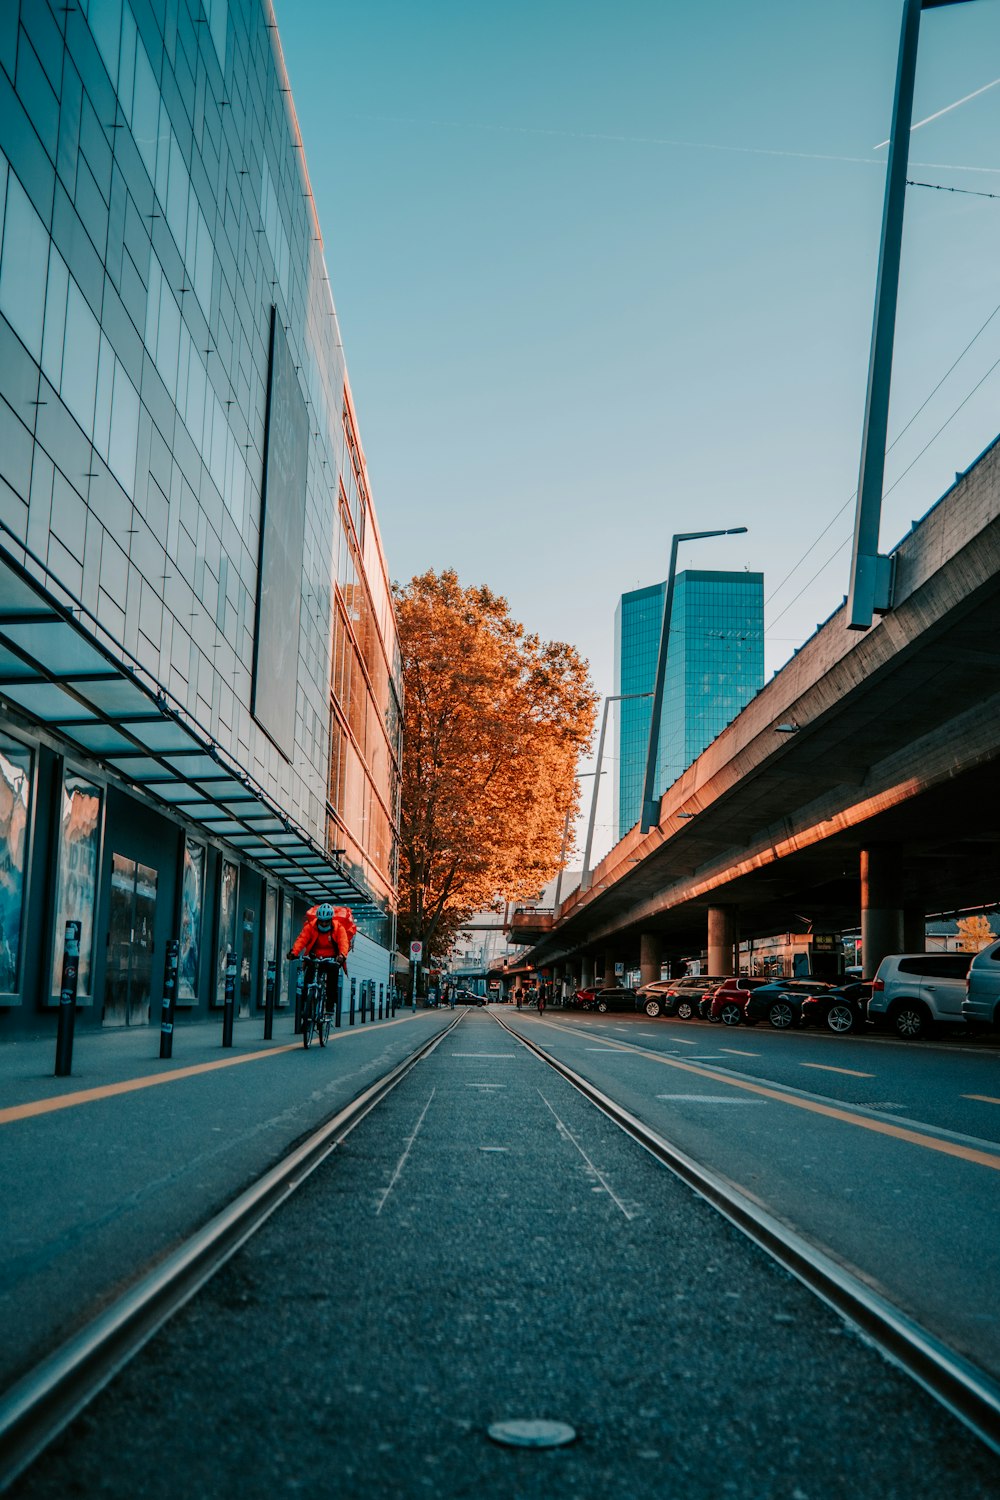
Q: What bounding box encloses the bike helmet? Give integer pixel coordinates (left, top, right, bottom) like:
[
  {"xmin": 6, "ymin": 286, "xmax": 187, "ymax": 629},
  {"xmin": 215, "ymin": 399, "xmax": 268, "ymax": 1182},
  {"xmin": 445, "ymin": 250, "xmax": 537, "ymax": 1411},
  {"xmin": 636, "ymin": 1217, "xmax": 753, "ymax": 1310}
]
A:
[{"xmin": 315, "ymin": 902, "xmax": 335, "ymax": 932}]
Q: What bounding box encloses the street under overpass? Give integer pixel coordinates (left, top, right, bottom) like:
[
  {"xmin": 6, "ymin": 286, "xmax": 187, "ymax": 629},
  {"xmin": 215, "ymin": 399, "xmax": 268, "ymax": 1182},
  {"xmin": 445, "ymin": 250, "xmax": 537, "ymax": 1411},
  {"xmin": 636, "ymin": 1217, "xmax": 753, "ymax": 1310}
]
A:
[{"xmin": 512, "ymin": 432, "xmax": 1000, "ymax": 982}]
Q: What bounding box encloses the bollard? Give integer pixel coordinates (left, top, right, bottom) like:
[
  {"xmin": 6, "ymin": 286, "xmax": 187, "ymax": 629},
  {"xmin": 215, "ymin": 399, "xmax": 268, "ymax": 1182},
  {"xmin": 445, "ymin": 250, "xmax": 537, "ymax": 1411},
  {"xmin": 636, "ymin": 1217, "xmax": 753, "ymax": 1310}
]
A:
[
  {"xmin": 263, "ymin": 958, "xmax": 276, "ymax": 1040},
  {"xmin": 294, "ymin": 962, "xmax": 304, "ymax": 1035},
  {"xmin": 349, "ymin": 976, "xmax": 356, "ymax": 1025},
  {"xmin": 379, "ymin": 982, "xmax": 384, "ymax": 1020},
  {"xmin": 360, "ymin": 981, "xmax": 366, "ymax": 1024},
  {"xmin": 222, "ymin": 950, "xmax": 237, "ymax": 1047},
  {"xmin": 334, "ymin": 964, "xmax": 342, "ymax": 1027},
  {"xmin": 159, "ymin": 939, "xmax": 180, "ymax": 1059},
  {"xmin": 54, "ymin": 919, "xmax": 81, "ymax": 1077}
]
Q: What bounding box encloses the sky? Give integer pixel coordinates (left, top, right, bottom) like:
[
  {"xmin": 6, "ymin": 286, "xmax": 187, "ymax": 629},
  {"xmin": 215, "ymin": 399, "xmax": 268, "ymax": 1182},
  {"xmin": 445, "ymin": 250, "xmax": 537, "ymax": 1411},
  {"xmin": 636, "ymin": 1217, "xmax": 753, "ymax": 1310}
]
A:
[{"xmin": 275, "ymin": 0, "xmax": 1000, "ymax": 865}]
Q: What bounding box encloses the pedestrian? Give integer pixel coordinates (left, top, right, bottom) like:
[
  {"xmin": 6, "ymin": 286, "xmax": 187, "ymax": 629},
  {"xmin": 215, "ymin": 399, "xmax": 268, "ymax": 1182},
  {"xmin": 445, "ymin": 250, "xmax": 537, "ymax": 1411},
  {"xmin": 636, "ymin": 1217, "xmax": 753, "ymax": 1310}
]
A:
[
  {"xmin": 515, "ymin": 985, "xmax": 522, "ymax": 1009},
  {"xmin": 537, "ymin": 980, "xmax": 546, "ymax": 1016}
]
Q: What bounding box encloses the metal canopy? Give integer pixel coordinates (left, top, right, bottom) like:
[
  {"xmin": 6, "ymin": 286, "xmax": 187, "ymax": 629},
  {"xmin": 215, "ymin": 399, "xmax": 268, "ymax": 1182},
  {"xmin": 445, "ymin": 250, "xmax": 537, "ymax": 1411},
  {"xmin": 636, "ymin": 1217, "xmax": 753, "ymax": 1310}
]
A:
[{"xmin": 0, "ymin": 546, "xmax": 373, "ymax": 910}]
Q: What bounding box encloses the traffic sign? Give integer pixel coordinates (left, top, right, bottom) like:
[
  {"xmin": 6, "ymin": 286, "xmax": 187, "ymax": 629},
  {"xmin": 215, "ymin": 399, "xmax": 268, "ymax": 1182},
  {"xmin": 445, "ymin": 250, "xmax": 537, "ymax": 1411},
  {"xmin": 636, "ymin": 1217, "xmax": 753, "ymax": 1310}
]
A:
[{"xmin": 409, "ymin": 940, "xmax": 423, "ymax": 962}]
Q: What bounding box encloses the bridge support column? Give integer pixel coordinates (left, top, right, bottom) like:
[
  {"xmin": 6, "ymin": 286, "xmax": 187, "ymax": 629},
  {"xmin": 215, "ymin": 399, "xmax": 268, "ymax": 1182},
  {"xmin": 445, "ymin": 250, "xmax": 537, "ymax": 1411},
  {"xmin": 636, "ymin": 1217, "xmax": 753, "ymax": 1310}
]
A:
[
  {"xmin": 707, "ymin": 906, "xmax": 738, "ymax": 976},
  {"xmin": 602, "ymin": 949, "xmax": 618, "ymax": 985},
  {"xmin": 640, "ymin": 932, "xmax": 662, "ymax": 987},
  {"xmin": 581, "ymin": 955, "xmax": 594, "ymax": 989},
  {"xmin": 860, "ymin": 845, "xmax": 904, "ymax": 980}
]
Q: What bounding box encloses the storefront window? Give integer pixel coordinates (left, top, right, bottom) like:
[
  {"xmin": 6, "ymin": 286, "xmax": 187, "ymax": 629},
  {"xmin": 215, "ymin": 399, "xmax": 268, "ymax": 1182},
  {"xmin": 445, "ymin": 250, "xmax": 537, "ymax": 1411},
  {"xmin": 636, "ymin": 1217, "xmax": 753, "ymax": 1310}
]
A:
[
  {"xmin": 179, "ymin": 839, "xmax": 205, "ymax": 1001},
  {"xmin": 216, "ymin": 858, "xmax": 238, "ymax": 1005},
  {"xmin": 0, "ymin": 735, "xmax": 32, "ymax": 994},
  {"xmin": 51, "ymin": 770, "xmax": 104, "ymax": 999},
  {"xmin": 280, "ymin": 894, "xmax": 292, "ymax": 1007}
]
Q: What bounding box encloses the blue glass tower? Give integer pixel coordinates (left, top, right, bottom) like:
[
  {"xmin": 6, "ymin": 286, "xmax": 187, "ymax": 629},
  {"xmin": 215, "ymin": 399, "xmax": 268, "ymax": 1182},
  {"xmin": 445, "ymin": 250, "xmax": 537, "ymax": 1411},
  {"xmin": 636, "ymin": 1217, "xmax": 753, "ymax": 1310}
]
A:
[{"xmin": 614, "ymin": 571, "xmax": 764, "ymax": 839}]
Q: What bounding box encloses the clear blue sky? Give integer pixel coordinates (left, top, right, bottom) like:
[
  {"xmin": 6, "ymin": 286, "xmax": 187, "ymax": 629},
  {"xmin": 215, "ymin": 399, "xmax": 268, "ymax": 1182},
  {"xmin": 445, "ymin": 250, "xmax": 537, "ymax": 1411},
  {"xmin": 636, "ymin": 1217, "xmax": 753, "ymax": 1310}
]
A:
[{"xmin": 276, "ymin": 0, "xmax": 1000, "ymax": 859}]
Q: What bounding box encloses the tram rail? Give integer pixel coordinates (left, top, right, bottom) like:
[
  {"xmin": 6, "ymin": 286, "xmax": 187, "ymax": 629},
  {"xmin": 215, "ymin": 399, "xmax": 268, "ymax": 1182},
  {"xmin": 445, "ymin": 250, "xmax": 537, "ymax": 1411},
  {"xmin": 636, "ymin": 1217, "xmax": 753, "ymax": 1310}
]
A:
[
  {"xmin": 492, "ymin": 1008, "xmax": 1000, "ymax": 1459},
  {"xmin": 0, "ymin": 1014, "xmax": 462, "ymax": 1492}
]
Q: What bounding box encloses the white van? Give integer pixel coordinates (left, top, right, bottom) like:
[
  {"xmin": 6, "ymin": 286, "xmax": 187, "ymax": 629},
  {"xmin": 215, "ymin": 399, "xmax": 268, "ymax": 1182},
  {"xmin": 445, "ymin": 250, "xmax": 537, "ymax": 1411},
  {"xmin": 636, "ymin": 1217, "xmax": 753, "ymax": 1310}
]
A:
[
  {"xmin": 867, "ymin": 952, "xmax": 970, "ymax": 1039},
  {"xmin": 963, "ymin": 940, "xmax": 1000, "ymax": 1032}
]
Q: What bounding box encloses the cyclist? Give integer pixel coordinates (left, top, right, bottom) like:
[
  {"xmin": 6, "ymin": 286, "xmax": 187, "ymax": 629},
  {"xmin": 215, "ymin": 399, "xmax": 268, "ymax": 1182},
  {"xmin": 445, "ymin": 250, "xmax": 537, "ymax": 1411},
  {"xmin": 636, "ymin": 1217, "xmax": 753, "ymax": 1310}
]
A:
[{"xmin": 287, "ymin": 903, "xmax": 355, "ymax": 1020}]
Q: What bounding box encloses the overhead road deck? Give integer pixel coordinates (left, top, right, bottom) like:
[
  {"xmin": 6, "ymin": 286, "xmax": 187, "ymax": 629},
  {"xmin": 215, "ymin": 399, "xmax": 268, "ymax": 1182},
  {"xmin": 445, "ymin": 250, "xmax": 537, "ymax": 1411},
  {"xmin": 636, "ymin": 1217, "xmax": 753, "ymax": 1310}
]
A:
[{"xmin": 516, "ymin": 433, "xmax": 1000, "ymax": 970}]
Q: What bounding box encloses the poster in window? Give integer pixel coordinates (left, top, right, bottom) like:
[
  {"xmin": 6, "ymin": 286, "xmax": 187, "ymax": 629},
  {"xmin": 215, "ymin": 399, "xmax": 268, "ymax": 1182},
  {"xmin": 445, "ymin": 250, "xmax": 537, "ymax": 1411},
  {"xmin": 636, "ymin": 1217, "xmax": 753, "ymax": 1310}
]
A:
[
  {"xmin": 179, "ymin": 839, "xmax": 205, "ymax": 1001},
  {"xmin": 51, "ymin": 771, "xmax": 104, "ymax": 1000},
  {"xmin": 0, "ymin": 735, "xmax": 32, "ymax": 994}
]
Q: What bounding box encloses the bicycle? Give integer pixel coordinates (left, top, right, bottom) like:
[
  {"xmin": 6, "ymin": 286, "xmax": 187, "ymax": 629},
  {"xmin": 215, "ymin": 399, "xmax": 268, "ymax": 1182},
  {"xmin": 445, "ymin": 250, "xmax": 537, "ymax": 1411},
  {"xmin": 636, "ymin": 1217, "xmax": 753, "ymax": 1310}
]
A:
[{"xmin": 300, "ymin": 957, "xmax": 342, "ymax": 1048}]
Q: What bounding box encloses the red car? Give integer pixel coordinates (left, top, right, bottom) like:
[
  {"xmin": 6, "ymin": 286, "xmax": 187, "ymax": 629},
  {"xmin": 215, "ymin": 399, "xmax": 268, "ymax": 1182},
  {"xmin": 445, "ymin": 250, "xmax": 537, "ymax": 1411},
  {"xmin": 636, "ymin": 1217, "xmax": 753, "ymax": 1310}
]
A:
[
  {"xmin": 707, "ymin": 977, "xmax": 769, "ymax": 1025},
  {"xmin": 572, "ymin": 987, "xmax": 599, "ymax": 1009}
]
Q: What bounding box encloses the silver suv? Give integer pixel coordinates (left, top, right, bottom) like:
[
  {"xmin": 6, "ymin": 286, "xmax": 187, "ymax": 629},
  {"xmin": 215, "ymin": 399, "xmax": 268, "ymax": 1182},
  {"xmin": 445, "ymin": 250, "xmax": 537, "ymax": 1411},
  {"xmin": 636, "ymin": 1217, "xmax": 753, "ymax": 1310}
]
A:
[
  {"xmin": 963, "ymin": 939, "xmax": 1000, "ymax": 1032},
  {"xmin": 867, "ymin": 952, "xmax": 970, "ymax": 1039}
]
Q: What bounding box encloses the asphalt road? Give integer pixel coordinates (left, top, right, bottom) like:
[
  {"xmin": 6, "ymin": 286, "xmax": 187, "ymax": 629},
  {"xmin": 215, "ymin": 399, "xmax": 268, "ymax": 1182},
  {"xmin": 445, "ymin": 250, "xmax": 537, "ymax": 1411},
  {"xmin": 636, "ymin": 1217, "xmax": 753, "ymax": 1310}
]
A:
[
  {"xmin": 504, "ymin": 1008, "xmax": 1000, "ymax": 1381},
  {"xmin": 11, "ymin": 1009, "xmax": 999, "ymax": 1499}
]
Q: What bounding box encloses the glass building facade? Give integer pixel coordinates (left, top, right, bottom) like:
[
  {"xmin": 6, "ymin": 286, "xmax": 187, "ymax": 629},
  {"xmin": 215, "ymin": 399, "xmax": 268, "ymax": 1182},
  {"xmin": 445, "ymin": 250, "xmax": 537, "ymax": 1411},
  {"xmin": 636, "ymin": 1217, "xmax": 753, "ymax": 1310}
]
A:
[
  {"xmin": 0, "ymin": 0, "xmax": 401, "ymax": 1037},
  {"xmin": 614, "ymin": 571, "xmax": 764, "ymax": 839}
]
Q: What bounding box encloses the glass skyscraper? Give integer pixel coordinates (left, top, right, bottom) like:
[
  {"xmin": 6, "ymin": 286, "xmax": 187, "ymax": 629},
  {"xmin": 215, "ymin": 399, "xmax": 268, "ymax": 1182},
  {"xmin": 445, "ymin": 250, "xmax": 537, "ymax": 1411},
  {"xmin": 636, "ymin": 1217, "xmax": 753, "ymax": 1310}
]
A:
[
  {"xmin": 614, "ymin": 571, "xmax": 764, "ymax": 839},
  {"xmin": 0, "ymin": 0, "xmax": 401, "ymax": 1038}
]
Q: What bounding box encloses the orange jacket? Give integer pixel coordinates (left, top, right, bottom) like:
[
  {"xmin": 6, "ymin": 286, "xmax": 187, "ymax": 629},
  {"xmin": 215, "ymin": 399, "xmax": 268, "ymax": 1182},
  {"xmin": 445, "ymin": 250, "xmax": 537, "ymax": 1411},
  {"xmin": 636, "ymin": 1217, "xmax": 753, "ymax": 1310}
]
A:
[{"xmin": 290, "ymin": 905, "xmax": 356, "ymax": 964}]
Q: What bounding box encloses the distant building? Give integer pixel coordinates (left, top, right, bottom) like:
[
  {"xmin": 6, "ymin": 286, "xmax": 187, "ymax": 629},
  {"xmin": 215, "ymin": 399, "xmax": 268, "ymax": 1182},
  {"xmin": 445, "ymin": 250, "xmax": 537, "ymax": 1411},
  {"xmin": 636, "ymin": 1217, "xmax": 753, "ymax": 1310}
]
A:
[{"xmin": 614, "ymin": 571, "xmax": 764, "ymax": 839}]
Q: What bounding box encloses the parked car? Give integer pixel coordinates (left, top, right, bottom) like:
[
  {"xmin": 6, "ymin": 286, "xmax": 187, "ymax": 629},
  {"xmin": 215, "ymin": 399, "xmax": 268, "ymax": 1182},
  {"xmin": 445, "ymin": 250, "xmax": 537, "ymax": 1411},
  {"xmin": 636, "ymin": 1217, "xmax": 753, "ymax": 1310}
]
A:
[
  {"xmin": 742, "ymin": 979, "xmax": 835, "ymax": 1029},
  {"xmin": 964, "ymin": 939, "xmax": 1000, "ymax": 1032},
  {"xmin": 572, "ymin": 987, "xmax": 599, "ymax": 1009},
  {"xmin": 590, "ymin": 987, "xmax": 638, "ymax": 1013},
  {"xmin": 638, "ymin": 976, "xmax": 727, "ymax": 1020},
  {"xmin": 635, "ymin": 980, "xmax": 684, "ymax": 1018},
  {"xmin": 867, "ymin": 952, "xmax": 970, "ymax": 1039},
  {"xmin": 706, "ymin": 977, "xmax": 769, "ymax": 1025},
  {"xmin": 799, "ymin": 982, "xmax": 871, "ymax": 1034}
]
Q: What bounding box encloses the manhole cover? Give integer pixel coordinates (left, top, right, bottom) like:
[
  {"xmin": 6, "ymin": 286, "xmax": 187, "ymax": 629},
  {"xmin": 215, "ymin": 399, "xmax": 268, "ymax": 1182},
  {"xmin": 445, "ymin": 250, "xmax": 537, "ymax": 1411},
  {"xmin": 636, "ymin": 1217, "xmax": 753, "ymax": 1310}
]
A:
[{"xmin": 487, "ymin": 1419, "xmax": 577, "ymax": 1449}]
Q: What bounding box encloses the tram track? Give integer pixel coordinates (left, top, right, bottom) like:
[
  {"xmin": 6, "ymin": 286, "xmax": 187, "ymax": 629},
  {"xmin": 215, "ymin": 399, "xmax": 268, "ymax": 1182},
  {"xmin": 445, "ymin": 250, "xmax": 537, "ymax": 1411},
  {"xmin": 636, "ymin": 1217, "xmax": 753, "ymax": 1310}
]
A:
[
  {"xmin": 493, "ymin": 1009, "xmax": 1000, "ymax": 1459},
  {"xmin": 0, "ymin": 1014, "xmax": 463, "ymax": 1493}
]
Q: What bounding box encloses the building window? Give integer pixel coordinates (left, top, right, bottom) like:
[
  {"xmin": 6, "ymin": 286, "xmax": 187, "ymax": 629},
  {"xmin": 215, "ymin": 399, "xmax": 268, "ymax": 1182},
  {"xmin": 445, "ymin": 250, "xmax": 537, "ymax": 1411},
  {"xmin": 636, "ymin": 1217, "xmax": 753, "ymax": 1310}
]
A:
[
  {"xmin": 0, "ymin": 734, "xmax": 33, "ymax": 997},
  {"xmin": 50, "ymin": 770, "xmax": 104, "ymax": 1001},
  {"xmin": 179, "ymin": 838, "xmax": 205, "ymax": 1002}
]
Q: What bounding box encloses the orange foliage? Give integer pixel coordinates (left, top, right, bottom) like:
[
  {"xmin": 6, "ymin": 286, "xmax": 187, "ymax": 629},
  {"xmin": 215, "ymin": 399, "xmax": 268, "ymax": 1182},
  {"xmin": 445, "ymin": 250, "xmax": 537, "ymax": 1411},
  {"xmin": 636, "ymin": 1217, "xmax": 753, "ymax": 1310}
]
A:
[{"xmin": 394, "ymin": 570, "xmax": 598, "ymax": 956}]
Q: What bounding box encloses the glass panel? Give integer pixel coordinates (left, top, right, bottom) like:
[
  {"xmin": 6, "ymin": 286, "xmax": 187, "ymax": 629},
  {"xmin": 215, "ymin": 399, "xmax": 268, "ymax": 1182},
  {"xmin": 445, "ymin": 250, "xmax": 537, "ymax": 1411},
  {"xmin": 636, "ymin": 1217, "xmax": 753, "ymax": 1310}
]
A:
[
  {"xmin": 215, "ymin": 858, "xmax": 238, "ymax": 1005},
  {"xmin": 0, "ymin": 735, "xmax": 32, "ymax": 993},
  {"xmin": 103, "ymin": 852, "xmax": 133, "ymax": 1026},
  {"xmin": 239, "ymin": 906, "xmax": 254, "ymax": 1017},
  {"xmin": 51, "ymin": 771, "xmax": 104, "ymax": 999},
  {"xmin": 129, "ymin": 862, "xmax": 157, "ymax": 1025},
  {"xmin": 0, "ymin": 172, "xmax": 48, "ymax": 359},
  {"xmin": 264, "ymin": 885, "xmax": 277, "ymax": 963},
  {"xmin": 280, "ymin": 894, "xmax": 291, "ymax": 1007},
  {"xmin": 179, "ymin": 839, "xmax": 204, "ymax": 1001}
]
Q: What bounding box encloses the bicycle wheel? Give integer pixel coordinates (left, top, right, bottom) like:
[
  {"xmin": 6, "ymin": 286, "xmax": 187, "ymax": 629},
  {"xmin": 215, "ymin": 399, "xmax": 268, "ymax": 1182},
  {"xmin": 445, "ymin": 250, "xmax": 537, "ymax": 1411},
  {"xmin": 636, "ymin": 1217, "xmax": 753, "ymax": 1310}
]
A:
[
  {"xmin": 318, "ymin": 1006, "xmax": 331, "ymax": 1046},
  {"xmin": 302, "ymin": 991, "xmax": 316, "ymax": 1048}
]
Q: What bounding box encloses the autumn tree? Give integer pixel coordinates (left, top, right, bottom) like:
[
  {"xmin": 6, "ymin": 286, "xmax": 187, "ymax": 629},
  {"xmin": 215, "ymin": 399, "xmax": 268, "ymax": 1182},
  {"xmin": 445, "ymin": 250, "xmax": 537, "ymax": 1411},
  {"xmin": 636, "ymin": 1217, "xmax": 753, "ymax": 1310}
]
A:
[
  {"xmin": 394, "ymin": 569, "xmax": 598, "ymax": 957},
  {"xmin": 956, "ymin": 915, "xmax": 994, "ymax": 953}
]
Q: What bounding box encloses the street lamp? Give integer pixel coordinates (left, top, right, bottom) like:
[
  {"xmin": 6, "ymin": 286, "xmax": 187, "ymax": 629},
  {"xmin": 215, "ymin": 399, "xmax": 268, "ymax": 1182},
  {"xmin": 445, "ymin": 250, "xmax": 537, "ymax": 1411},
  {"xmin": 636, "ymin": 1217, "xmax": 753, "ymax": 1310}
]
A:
[
  {"xmin": 579, "ymin": 695, "xmax": 651, "ymax": 892},
  {"xmin": 639, "ymin": 527, "xmax": 748, "ymax": 833},
  {"xmin": 848, "ymin": 0, "xmax": 980, "ymax": 630},
  {"xmin": 555, "ymin": 768, "xmax": 604, "ymax": 904}
]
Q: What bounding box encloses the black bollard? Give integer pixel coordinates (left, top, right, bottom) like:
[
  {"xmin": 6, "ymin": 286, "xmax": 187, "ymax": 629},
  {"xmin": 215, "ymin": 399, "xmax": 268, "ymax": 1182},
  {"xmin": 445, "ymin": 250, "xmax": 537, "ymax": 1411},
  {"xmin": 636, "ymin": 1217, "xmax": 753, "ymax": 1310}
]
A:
[
  {"xmin": 159, "ymin": 939, "xmax": 180, "ymax": 1059},
  {"xmin": 379, "ymin": 983, "xmax": 384, "ymax": 1020},
  {"xmin": 361, "ymin": 980, "xmax": 368, "ymax": 1023},
  {"xmin": 294, "ymin": 961, "xmax": 304, "ymax": 1034},
  {"xmin": 222, "ymin": 950, "xmax": 237, "ymax": 1047},
  {"xmin": 334, "ymin": 964, "xmax": 342, "ymax": 1028},
  {"xmin": 263, "ymin": 958, "xmax": 276, "ymax": 1040},
  {"xmin": 349, "ymin": 976, "xmax": 356, "ymax": 1025},
  {"xmin": 54, "ymin": 919, "xmax": 82, "ymax": 1078}
]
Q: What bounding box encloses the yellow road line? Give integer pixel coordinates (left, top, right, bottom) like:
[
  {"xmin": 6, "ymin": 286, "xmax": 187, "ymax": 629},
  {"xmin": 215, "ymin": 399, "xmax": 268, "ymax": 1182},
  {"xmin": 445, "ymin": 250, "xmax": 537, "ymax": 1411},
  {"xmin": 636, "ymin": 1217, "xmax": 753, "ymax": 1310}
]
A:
[
  {"xmin": 534, "ymin": 1019, "xmax": 1000, "ymax": 1173},
  {"xmin": 0, "ymin": 1013, "xmax": 423, "ymax": 1127},
  {"xmin": 801, "ymin": 1062, "xmax": 874, "ymax": 1079},
  {"xmin": 964, "ymin": 1094, "xmax": 1000, "ymax": 1106},
  {"xmin": 0, "ymin": 1045, "xmax": 301, "ymax": 1125}
]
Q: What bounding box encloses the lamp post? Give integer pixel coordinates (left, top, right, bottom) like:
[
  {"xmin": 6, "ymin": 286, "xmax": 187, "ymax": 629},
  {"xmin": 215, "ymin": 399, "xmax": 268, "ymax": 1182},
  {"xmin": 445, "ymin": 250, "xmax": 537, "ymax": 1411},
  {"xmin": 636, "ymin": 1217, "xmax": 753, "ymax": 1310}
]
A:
[
  {"xmin": 555, "ymin": 769, "xmax": 604, "ymax": 905},
  {"xmin": 639, "ymin": 527, "xmax": 748, "ymax": 833},
  {"xmin": 848, "ymin": 0, "xmax": 979, "ymax": 630},
  {"xmin": 580, "ymin": 695, "xmax": 652, "ymax": 892}
]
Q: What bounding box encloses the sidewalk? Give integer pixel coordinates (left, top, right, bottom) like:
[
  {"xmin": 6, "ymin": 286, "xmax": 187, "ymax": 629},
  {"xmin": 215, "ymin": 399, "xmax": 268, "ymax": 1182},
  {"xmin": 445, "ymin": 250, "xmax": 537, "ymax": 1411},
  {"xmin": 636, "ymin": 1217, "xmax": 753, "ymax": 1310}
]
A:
[{"xmin": 1, "ymin": 1007, "xmax": 450, "ymax": 1393}]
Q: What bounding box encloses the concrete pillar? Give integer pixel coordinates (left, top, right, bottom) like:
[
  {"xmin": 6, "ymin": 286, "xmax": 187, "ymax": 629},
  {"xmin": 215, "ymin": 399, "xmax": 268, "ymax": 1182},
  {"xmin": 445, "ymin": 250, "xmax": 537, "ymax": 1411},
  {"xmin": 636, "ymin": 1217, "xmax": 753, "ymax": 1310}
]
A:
[
  {"xmin": 581, "ymin": 955, "xmax": 594, "ymax": 989},
  {"xmin": 707, "ymin": 906, "xmax": 738, "ymax": 976},
  {"xmin": 640, "ymin": 932, "xmax": 662, "ymax": 987},
  {"xmin": 602, "ymin": 949, "xmax": 618, "ymax": 986},
  {"xmin": 860, "ymin": 845, "xmax": 904, "ymax": 980}
]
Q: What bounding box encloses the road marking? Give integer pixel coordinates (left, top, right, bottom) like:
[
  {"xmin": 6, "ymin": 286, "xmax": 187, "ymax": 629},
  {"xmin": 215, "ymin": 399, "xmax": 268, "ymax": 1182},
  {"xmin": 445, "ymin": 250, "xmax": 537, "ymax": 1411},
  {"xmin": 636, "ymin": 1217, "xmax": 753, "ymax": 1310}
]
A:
[
  {"xmin": 671, "ymin": 1038, "xmax": 698, "ymax": 1045},
  {"xmin": 0, "ymin": 1044, "xmax": 303, "ymax": 1126},
  {"xmin": 657, "ymin": 1095, "xmax": 765, "ymax": 1104},
  {"xmin": 466, "ymin": 1083, "xmax": 506, "ymax": 1089},
  {"xmin": 964, "ymin": 1094, "xmax": 1000, "ymax": 1106},
  {"xmin": 533, "ymin": 1018, "xmax": 1000, "ymax": 1173},
  {"xmin": 449, "ymin": 1052, "xmax": 517, "ymax": 1057},
  {"xmin": 801, "ymin": 1063, "xmax": 874, "ymax": 1078},
  {"xmin": 586, "ymin": 1046, "xmax": 619, "ymax": 1051},
  {"xmin": 479, "ymin": 1146, "xmax": 508, "ymax": 1152},
  {"xmin": 719, "ymin": 1049, "xmax": 758, "ymax": 1057},
  {"xmin": 537, "ymin": 1089, "xmax": 635, "ymax": 1220},
  {"xmin": 376, "ymin": 1088, "xmax": 435, "ymax": 1216}
]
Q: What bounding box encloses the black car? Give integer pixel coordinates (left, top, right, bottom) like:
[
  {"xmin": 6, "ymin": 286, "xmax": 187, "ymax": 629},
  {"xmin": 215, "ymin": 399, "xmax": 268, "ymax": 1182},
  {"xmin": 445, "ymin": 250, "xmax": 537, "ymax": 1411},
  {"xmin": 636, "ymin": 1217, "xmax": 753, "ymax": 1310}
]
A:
[
  {"xmin": 588, "ymin": 987, "xmax": 638, "ymax": 1013},
  {"xmin": 799, "ymin": 982, "xmax": 871, "ymax": 1035},
  {"xmin": 742, "ymin": 979, "xmax": 835, "ymax": 1029}
]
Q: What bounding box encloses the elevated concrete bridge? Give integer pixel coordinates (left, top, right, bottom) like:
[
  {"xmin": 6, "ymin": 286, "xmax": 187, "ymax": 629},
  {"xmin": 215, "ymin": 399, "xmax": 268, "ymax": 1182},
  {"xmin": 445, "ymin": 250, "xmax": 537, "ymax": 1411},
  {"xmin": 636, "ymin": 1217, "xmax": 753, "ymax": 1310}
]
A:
[{"xmin": 515, "ymin": 433, "xmax": 1000, "ymax": 983}]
